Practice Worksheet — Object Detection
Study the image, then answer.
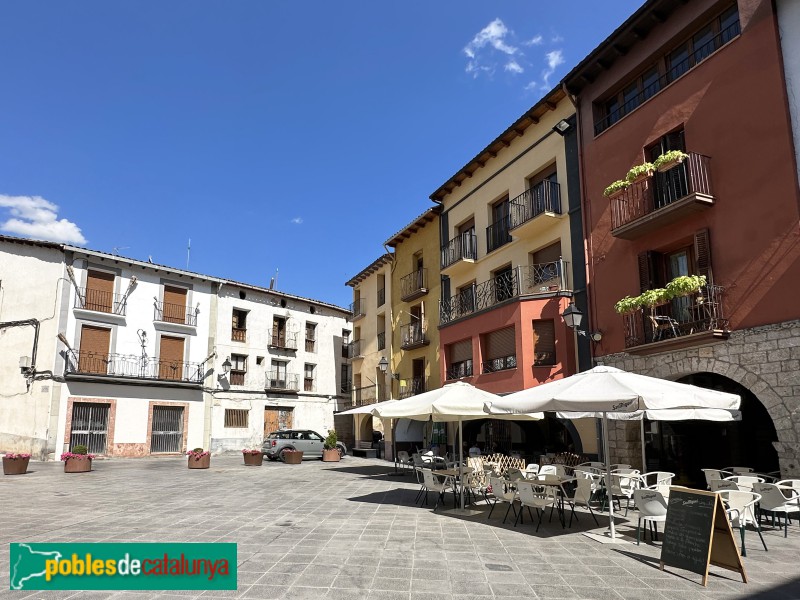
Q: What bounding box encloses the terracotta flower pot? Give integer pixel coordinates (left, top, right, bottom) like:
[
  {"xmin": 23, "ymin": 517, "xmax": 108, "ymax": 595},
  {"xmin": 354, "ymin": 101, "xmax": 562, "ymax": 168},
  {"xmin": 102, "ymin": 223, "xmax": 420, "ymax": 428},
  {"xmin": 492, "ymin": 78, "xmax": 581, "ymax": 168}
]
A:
[
  {"xmin": 243, "ymin": 453, "xmax": 263, "ymax": 466},
  {"xmin": 64, "ymin": 457, "xmax": 92, "ymax": 473},
  {"xmin": 282, "ymin": 451, "xmax": 303, "ymax": 465},
  {"xmin": 322, "ymin": 449, "xmax": 341, "ymax": 462},
  {"xmin": 188, "ymin": 454, "xmax": 211, "ymax": 469},
  {"xmin": 3, "ymin": 456, "xmax": 30, "ymax": 475}
]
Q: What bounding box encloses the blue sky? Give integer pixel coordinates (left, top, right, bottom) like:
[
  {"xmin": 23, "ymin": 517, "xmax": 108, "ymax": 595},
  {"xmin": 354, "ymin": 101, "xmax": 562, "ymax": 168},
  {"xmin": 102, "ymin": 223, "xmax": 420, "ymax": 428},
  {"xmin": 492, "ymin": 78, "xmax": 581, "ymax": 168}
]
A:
[{"xmin": 0, "ymin": 1, "xmax": 642, "ymax": 308}]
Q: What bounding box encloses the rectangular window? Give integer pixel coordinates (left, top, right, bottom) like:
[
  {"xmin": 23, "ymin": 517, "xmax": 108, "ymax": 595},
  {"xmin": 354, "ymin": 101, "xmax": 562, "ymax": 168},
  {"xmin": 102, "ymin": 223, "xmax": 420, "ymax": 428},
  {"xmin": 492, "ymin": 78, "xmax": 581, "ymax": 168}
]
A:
[
  {"xmin": 230, "ymin": 354, "xmax": 247, "ymax": 386},
  {"xmin": 304, "ymin": 363, "xmax": 315, "ymax": 392},
  {"xmin": 341, "ymin": 329, "xmax": 350, "ymax": 359},
  {"xmin": 232, "ymin": 309, "xmax": 247, "ymax": 342},
  {"xmin": 158, "ymin": 335, "xmax": 185, "ymax": 381},
  {"xmin": 305, "ymin": 322, "xmax": 316, "ymax": 353},
  {"xmin": 483, "ymin": 327, "xmax": 516, "ymax": 373},
  {"xmin": 78, "ymin": 325, "xmax": 111, "ymax": 374},
  {"xmin": 162, "ymin": 285, "xmax": 188, "ymax": 324},
  {"xmin": 224, "ymin": 408, "xmax": 249, "ymax": 428},
  {"xmin": 447, "ymin": 339, "xmax": 473, "ymax": 380},
  {"xmin": 85, "ymin": 269, "xmax": 115, "ymax": 313},
  {"xmin": 272, "ymin": 316, "xmax": 287, "ymax": 347},
  {"xmin": 532, "ymin": 320, "xmax": 557, "ymax": 366},
  {"xmin": 340, "ymin": 364, "xmax": 351, "ymax": 393},
  {"xmin": 270, "ymin": 360, "xmax": 288, "ymax": 388}
]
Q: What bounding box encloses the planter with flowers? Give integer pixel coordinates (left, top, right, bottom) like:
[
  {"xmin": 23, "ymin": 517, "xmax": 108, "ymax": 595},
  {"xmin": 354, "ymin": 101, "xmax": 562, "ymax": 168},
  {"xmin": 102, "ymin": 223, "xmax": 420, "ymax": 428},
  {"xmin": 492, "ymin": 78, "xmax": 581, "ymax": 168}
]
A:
[
  {"xmin": 3, "ymin": 453, "xmax": 31, "ymax": 475},
  {"xmin": 322, "ymin": 430, "xmax": 341, "ymax": 462},
  {"xmin": 62, "ymin": 445, "xmax": 94, "ymax": 473},
  {"xmin": 281, "ymin": 448, "xmax": 303, "ymax": 464},
  {"xmin": 665, "ymin": 274, "xmax": 706, "ymax": 298},
  {"xmin": 626, "ymin": 162, "xmax": 655, "ymax": 185},
  {"xmin": 614, "ymin": 296, "xmax": 643, "ymax": 316},
  {"xmin": 639, "ymin": 288, "xmax": 673, "ymax": 310},
  {"xmin": 653, "ymin": 150, "xmax": 689, "ymax": 173},
  {"xmin": 187, "ymin": 448, "xmax": 211, "ymax": 469},
  {"xmin": 242, "ymin": 449, "xmax": 263, "ymax": 466},
  {"xmin": 603, "ymin": 179, "xmax": 630, "ymax": 201}
]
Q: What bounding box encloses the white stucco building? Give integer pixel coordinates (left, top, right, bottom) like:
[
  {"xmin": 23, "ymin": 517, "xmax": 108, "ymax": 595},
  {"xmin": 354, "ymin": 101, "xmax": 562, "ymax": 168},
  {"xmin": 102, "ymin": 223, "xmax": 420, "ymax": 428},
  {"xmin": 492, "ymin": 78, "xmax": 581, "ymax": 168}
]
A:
[{"xmin": 778, "ymin": 0, "xmax": 800, "ymax": 183}]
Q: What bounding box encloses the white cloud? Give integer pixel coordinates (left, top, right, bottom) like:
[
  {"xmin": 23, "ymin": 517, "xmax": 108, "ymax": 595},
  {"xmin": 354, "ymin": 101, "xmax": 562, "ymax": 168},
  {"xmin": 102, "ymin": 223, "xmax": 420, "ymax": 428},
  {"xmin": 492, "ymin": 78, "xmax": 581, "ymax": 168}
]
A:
[
  {"xmin": 523, "ymin": 35, "xmax": 543, "ymax": 46},
  {"xmin": 504, "ymin": 60, "xmax": 524, "ymax": 74},
  {"xmin": 290, "ymin": 217, "xmax": 303, "ymax": 225},
  {"xmin": 463, "ymin": 18, "xmax": 519, "ymax": 77},
  {"xmin": 541, "ymin": 49, "xmax": 565, "ymax": 88},
  {"xmin": 524, "ymin": 81, "xmax": 538, "ymax": 92},
  {"xmin": 0, "ymin": 194, "xmax": 86, "ymax": 244}
]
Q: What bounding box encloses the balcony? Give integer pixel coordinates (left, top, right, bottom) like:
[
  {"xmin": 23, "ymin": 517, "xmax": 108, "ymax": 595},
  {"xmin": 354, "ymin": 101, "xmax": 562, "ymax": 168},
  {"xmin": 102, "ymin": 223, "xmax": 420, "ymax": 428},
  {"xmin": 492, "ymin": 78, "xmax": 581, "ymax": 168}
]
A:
[
  {"xmin": 231, "ymin": 327, "xmax": 246, "ymax": 343},
  {"xmin": 526, "ymin": 259, "xmax": 570, "ymax": 294},
  {"xmin": 400, "ymin": 320, "xmax": 429, "ymax": 350},
  {"xmin": 65, "ymin": 351, "xmax": 204, "ymax": 384},
  {"xmin": 377, "ymin": 331, "xmax": 386, "ymax": 351},
  {"xmin": 154, "ymin": 301, "xmax": 197, "ymax": 326},
  {"xmin": 622, "ymin": 285, "xmax": 730, "ymax": 354},
  {"xmin": 268, "ymin": 330, "xmax": 297, "ymax": 351},
  {"xmin": 508, "ymin": 180, "xmax": 563, "ymax": 237},
  {"xmin": 340, "ymin": 384, "xmax": 388, "ymax": 410},
  {"xmin": 400, "ymin": 269, "xmax": 429, "ymax": 302},
  {"xmin": 304, "ymin": 378, "xmax": 316, "ymax": 393},
  {"xmin": 348, "ymin": 298, "xmax": 366, "ymax": 321},
  {"xmin": 441, "ymin": 231, "xmax": 477, "ymax": 275},
  {"xmin": 377, "ymin": 287, "xmax": 385, "ymax": 307},
  {"xmin": 445, "ymin": 360, "xmax": 473, "ymax": 381},
  {"xmin": 399, "ymin": 377, "xmax": 425, "ymax": 399},
  {"xmin": 346, "ymin": 339, "xmax": 362, "ymax": 359},
  {"xmin": 610, "ymin": 153, "xmax": 714, "ymax": 240},
  {"xmin": 74, "ymin": 287, "xmax": 127, "ymax": 316},
  {"xmin": 486, "ymin": 218, "xmax": 512, "ymax": 253},
  {"xmin": 265, "ymin": 372, "xmax": 299, "ymax": 392}
]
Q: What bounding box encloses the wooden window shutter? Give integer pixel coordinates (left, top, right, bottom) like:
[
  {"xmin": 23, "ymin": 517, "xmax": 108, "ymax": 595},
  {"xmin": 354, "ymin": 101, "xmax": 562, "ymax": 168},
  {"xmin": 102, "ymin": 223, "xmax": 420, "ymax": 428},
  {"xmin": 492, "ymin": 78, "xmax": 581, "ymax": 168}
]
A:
[
  {"xmin": 163, "ymin": 286, "xmax": 187, "ymax": 323},
  {"xmin": 158, "ymin": 336, "xmax": 185, "ymax": 381},
  {"xmin": 485, "ymin": 327, "xmax": 515, "ymax": 360},
  {"xmin": 638, "ymin": 251, "xmax": 657, "ymax": 292},
  {"xmin": 86, "ymin": 270, "xmax": 115, "ymax": 312},
  {"xmin": 79, "ymin": 325, "xmax": 111, "ymax": 374},
  {"xmin": 693, "ymin": 228, "xmax": 713, "ymax": 282},
  {"xmin": 450, "ymin": 339, "xmax": 472, "ymax": 363},
  {"xmin": 532, "ymin": 320, "xmax": 556, "ymax": 366}
]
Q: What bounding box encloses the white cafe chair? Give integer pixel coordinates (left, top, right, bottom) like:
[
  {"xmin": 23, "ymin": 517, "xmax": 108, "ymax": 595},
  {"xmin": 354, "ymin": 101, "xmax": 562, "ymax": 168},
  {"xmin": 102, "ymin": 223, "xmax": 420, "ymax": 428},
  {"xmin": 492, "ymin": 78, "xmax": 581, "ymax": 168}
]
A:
[{"xmin": 633, "ymin": 488, "xmax": 668, "ymax": 545}]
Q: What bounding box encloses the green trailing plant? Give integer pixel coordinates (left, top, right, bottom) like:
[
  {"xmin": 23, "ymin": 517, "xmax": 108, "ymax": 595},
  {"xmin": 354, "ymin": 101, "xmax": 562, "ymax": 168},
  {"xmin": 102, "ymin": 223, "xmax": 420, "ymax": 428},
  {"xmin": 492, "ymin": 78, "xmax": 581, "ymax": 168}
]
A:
[
  {"xmin": 603, "ymin": 179, "xmax": 630, "ymax": 198},
  {"xmin": 665, "ymin": 274, "xmax": 706, "ymax": 298},
  {"xmin": 639, "ymin": 288, "xmax": 672, "ymax": 308},
  {"xmin": 614, "ymin": 296, "xmax": 642, "ymax": 315},
  {"xmin": 324, "ymin": 429, "xmax": 338, "ymax": 450},
  {"xmin": 653, "ymin": 150, "xmax": 689, "ymax": 171},
  {"xmin": 626, "ymin": 162, "xmax": 655, "ymax": 183}
]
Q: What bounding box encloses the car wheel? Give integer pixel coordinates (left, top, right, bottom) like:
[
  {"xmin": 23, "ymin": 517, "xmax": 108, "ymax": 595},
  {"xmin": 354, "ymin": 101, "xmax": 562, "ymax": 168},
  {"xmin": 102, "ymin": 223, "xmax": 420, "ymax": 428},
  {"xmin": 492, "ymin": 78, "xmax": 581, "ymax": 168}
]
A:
[
  {"xmin": 279, "ymin": 449, "xmax": 293, "ymax": 463},
  {"xmin": 337, "ymin": 445, "xmax": 346, "ymax": 459}
]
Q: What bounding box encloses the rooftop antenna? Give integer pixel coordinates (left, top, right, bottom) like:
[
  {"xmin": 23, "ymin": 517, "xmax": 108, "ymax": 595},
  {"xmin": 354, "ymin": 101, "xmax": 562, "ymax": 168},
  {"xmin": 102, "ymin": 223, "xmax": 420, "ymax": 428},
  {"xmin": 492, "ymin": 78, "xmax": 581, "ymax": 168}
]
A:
[
  {"xmin": 112, "ymin": 246, "xmax": 130, "ymax": 255},
  {"xmin": 186, "ymin": 238, "xmax": 191, "ymax": 270},
  {"xmin": 269, "ymin": 268, "xmax": 278, "ymax": 290}
]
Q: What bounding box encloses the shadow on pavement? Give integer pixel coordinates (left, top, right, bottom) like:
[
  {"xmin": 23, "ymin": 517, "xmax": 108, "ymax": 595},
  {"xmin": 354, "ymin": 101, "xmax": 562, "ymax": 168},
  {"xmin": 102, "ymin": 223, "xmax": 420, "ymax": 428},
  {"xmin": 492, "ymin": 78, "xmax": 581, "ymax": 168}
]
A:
[{"xmin": 322, "ymin": 464, "xmax": 415, "ymax": 482}]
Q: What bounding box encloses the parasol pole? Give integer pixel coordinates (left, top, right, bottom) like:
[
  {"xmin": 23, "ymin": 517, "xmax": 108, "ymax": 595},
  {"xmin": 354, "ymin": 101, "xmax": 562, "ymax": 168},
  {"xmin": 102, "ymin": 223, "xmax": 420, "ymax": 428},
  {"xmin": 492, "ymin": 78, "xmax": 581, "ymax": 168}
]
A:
[
  {"xmin": 459, "ymin": 416, "xmax": 464, "ymax": 510},
  {"xmin": 603, "ymin": 412, "xmax": 616, "ymax": 539},
  {"xmin": 640, "ymin": 418, "xmax": 647, "ymax": 473}
]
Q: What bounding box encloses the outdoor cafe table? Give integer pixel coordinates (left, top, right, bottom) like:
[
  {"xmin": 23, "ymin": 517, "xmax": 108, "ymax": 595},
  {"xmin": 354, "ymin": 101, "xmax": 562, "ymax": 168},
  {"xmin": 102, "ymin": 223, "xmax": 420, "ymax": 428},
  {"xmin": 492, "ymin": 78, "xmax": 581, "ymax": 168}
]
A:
[{"xmin": 435, "ymin": 467, "xmax": 475, "ymax": 506}]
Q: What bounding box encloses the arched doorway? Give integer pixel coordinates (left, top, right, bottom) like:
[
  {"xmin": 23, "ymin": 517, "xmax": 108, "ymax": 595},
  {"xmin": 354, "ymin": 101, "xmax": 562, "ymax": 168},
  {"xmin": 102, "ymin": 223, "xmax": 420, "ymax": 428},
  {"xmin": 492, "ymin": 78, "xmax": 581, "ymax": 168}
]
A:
[
  {"xmin": 462, "ymin": 417, "xmax": 579, "ymax": 461},
  {"xmin": 644, "ymin": 372, "xmax": 779, "ymax": 485}
]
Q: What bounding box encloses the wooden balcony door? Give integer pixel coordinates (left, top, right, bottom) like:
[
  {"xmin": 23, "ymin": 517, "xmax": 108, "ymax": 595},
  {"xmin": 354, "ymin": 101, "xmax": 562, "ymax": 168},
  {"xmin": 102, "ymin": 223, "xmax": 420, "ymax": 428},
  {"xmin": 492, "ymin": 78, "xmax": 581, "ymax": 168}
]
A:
[
  {"xmin": 264, "ymin": 408, "xmax": 293, "ymax": 438},
  {"xmin": 86, "ymin": 270, "xmax": 115, "ymax": 313},
  {"xmin": 158, "ymin": 335, "xmax": 185, "ymax": 381},
  {"xmin": 163, "ymin": 286, "xmax": 187, "ymax": 324},
  {"xmin": 78, "ymin": 325, "xmax": 111, "ymax": 374}
]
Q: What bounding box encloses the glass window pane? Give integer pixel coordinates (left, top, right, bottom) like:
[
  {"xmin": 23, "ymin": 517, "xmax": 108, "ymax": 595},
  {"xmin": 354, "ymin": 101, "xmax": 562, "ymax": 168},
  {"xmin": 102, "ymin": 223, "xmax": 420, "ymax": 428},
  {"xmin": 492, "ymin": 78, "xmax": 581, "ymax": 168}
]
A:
[
  {"xmin": 667, "ymin": 44, "xmax": 690, "ymax": 82},
  {"xmin": 642, "ymin": 67, "xmax": 661, "ymax": 100},
  {"xmin": 693, "ymin": 26, "xmax": 714, "ymax": 64}
]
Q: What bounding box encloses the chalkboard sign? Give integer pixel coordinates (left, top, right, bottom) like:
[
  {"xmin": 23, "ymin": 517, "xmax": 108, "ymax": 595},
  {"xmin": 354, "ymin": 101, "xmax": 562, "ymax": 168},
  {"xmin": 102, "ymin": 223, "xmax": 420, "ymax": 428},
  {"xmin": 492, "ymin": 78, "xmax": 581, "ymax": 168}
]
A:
[{"xmin": 660, "ymin": 487, "xmax": 747, "ymax": 587}]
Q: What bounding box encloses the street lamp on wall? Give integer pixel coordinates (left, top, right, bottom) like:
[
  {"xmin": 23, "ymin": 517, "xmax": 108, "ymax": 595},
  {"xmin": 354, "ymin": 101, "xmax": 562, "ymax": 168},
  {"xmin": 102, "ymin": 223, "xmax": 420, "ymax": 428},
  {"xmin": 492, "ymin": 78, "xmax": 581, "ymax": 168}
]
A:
[
  {"xmin": 561, "ymin": 302, "xmax": 603, "ymax": 343},
  {"xmin": 552, "ymin": 119, "xmax": 572, "ymax": 136},
  {"xmin": 221, "ymin": 357, "xmax": 232, "ymax": 375},
  {"xmin": 378, "ymin": 356, "xmax": 400, "ymax": 380}
]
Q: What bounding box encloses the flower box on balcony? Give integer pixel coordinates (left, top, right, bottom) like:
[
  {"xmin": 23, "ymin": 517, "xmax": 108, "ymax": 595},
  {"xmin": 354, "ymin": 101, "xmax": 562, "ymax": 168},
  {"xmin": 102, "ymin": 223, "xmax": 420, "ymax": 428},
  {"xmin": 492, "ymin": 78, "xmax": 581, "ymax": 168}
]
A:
[
  {"xmin": 603, "ymin": 179, "xmax": 630, "ymax": 200},
  {"xmin": 626, "ymin": 162, "xmax": 655, "ymax": 185},
  {"xmin": 653, "ymin": 150, "xmax": 689, "ymax": 173}
]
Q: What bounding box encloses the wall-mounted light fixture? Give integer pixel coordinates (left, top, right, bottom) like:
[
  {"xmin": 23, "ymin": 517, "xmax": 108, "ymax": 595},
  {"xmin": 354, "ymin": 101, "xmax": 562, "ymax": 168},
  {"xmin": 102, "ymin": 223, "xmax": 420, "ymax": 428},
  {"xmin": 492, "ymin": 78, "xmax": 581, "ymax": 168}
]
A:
[
  {"xmin": 561, "ymin": 302, "xmax": 603, "ymax": 343},
  {"xmin": 221, "ymin": 356, "xmax": 232, "ymax": 376},
  {"xmin": 378, "ymin": 357, "xmax": 400, "ymax": 380},
  {"xmin": 552, "ymin": 119, "xmax": 572, "ymax": 136}
]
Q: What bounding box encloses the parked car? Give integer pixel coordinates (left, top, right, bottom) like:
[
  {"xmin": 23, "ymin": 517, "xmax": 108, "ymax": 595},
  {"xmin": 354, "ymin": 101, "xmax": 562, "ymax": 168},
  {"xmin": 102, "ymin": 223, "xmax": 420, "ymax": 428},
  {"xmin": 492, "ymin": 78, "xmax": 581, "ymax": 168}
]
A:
[{"xmin": 262, "ymin": 429, "xmax": 347, "ymax": 462}]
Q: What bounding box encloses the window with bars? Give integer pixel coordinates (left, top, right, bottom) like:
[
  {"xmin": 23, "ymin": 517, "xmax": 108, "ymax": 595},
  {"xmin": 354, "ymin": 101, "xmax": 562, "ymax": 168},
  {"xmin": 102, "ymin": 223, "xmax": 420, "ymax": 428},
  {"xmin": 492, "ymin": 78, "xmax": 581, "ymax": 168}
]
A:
[
  {"xmin": 446, "ymin": 339, "xmax": 473, "ymax": 380},
  {"xmin": 304, "ymin": 363, "xmax": 315, "ymax": 392},
  {"xmin": 224, "ymin": 408, "xmax": 248, "ymax": 428},
  {"xmin": 532, "ymin": 320, "xmax": 556, "ymax": 366},
  {"xmin": 305, "ymin": 322, "xmax": 316, "ymax": 352},
  {"xmin": 230, "ymin": 354, "xmax": 247, "ymax": 385}
]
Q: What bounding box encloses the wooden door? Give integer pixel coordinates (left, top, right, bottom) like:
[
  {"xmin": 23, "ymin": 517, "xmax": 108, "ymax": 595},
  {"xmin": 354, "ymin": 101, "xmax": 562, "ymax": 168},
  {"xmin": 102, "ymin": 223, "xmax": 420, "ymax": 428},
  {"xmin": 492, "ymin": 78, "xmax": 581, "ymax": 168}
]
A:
[
  {"xmin": 163, "ymin": 286, "xmax": 187, "ymax": 324},
  {"xmin": 264, "ymin": 408, "xmax": 293, "ymax": 438},
  {"xmin": 158, "ymin": 336, "xmax": 185, "ymax": 381},
  {"xmin": 85, "ymin": 270, "xmax": 115, "ymax": 313},
  {"xmin": 78, "ymin": 325, "xmax": 111, "ymax": 374}
]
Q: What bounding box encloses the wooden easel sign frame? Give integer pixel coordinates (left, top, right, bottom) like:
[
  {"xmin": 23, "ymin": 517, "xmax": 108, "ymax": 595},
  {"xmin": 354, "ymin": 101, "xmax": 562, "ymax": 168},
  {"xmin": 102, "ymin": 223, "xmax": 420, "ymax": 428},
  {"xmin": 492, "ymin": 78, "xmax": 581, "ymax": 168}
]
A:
[{"xmin": 659, "ymin": 487, "xmax": 747, "ymax": 587}]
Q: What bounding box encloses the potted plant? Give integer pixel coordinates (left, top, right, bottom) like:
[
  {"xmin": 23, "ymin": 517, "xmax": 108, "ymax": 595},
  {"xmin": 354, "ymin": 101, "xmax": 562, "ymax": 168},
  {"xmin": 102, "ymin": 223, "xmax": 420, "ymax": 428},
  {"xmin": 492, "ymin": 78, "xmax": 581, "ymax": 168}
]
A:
[
  {"xmin": 614, "ymin": 295, "xmax": 642, "ymax": 315},
  {"xmin": 62, "ymin": 445, "xmax": 94, "ymax": 473},
  {"xmin": 322, "ymin": 430, "xmax": 341, "ymax": 462},
  {"xmin": 639, "ymin": 288, "xmax": 672, "ymax": 309},
  {"xmin": 603, "ymin": 179, "xmax": 630, "ymax": 200},
  {"xmin": 281, "ymin": 448, "xmax": 303, "ymax": 465},
  {"xmin": 665, "ymin": 274, "xmax": 706, "ymax": 298},
  {"xmin": 242, "ymin": 449, "xmax": 263, "ymax": 466},
  {"xmin": 187, "ymin": 448, "xmax": 211, "ymax": 469},
  {"xmin": 653, "ymin": 150, "xmax": 689, "ymax": 173},
  {"xmin": 626, "ymin": 162, "xmax": 655, "ymax": 184},
  {"xmin": 3, "ymin": 452, "xmax": 31, "ymax": 475}
]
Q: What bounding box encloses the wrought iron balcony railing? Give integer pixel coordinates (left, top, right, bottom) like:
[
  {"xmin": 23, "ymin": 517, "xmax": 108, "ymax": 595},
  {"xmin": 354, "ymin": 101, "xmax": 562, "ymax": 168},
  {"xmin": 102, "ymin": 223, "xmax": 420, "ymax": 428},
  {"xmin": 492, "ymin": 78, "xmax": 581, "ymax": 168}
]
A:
[
  {"xmin": 486, "ymin": 218, "xmax": 512, "ymax": 253},
  {"xmin": 377, "ymin": 287, "xmax": 385, "ymax": 307},
  {"xmin": 65, "ymin": 350, "xmax": 204, "ymax": 383},
  {"xmin": 400, "ymin": 320, "xmax": 428, "ymax": 349},
  {"xmin": 231, "ymin": 327, "xmax": 246, "ymax": 342},
  {"xmin": 622, "ymin": 285, "xmax": 729, "ymax": 349},
  {"xmin": 154, "ymin": 301, "xmax": 197, "ymax": 326},
  {"xmin": 377, "ymin": 331, "xmax": 386, "ymax": 351},
  {"xmin": 303, "ymin": 378, "xmax": 316, "ymax": 392},
  {"xmin": 348, "ymin": 298, "xmax": 366, "ymax": 321},
  {"xmin": 441, "ymin": 231, "xmax": 478, "ymax": 270},
  {"xmin": 445, "ymin": 360, "xmax": 473, "ymax": 381},
  {"xmin": 509, "ymin": 180, "xmax": 562, "ymax": 229},
  {"xmin": 400, "ymin": 268, "xmax": 428, "ymax": 301},
  {"xmin": 610, "ymin": 153, "xmax": 713, "ymax": 235},
  {"xmin": 265, "ymin": 372, "xmax": 299, "ymax": 392},
  {"xmin": 440, "ymin": 268, "xmax": 521, "ymax": 324},
  {"xmin": 74, "ymin": 287, "xmax": 127, "ymax": 316},
  {"xmin": 268, "ymin": 330, "xmax": 297, "ymax": 350},
  {"xmin": 399, "ymin": 376, "xmax": 426, "ymax": 399},
  {"xmin": 346, "ymin": 339, "xmax": 362, "ymax": 359},
  {"xmin": 527, "ymin": 259, "xmax": 569, "ymax": 293}
]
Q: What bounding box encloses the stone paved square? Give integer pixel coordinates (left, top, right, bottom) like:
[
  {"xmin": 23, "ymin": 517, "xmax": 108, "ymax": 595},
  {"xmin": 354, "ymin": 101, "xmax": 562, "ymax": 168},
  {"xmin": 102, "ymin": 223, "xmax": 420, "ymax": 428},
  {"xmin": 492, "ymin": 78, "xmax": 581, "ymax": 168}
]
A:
[{"xmin": 2, "ymin": 456, "xmax": 800, "ymax": 599}]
